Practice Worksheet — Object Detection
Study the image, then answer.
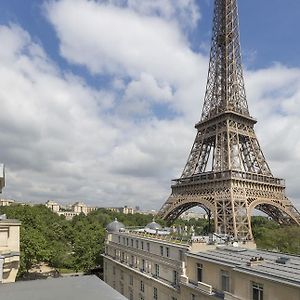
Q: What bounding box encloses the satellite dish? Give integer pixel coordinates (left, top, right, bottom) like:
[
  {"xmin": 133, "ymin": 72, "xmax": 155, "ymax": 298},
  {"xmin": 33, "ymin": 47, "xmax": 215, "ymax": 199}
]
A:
[{"xmin": 232, "ymin": 242, "xmax": 239, "ymax": 247}]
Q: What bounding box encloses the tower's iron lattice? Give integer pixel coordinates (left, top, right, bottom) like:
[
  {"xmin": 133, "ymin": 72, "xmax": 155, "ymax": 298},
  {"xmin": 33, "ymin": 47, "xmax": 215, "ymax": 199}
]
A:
[{"xmin": 158, "ymin": 0, "xmax": 300, "ymax": 240}]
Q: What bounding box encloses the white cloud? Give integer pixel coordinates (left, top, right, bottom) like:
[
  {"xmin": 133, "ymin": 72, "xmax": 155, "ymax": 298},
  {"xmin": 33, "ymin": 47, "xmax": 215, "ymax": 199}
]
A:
[
  {"xmin": 0, "ymin": 22, "xmax": 195, "ymax": 209},
  {"xmin": 45, "ymin": 0, "xmax": 207, "ymax": 120},
  {"xmin": 0, "ymin": 0, "xmax": 300, "ymax": 214}
]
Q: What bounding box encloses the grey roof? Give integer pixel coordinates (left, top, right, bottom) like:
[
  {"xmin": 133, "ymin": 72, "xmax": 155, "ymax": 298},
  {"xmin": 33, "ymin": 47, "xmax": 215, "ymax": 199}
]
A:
[
  {"xmin": 0, "ymin": 275, "xmax": 126, "ymax": 300},
  {"xmin": 0, "ymin": 218, "xmax": 21, "ymax": 225},
  {"xmin": 188, "ymin": 247, "xmax": 300, "ymax": 287},
  {"xmin": 145, "ymin": 220, "xmax": 162, "ymax": 230},
  {"xmin": 106, "ymin": 218, "xmax": 125, "ymax": 232}
]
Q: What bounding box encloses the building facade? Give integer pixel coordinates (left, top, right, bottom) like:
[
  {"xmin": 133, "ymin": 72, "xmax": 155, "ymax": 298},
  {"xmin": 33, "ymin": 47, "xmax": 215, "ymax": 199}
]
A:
[
  {"xmin": 105, "ymin": 206, "xmax": 135, "ymax": 215},
  {"xmin": 0, "ymin": 216, "xmax": 20, "ymax": 283},
  {"xmin": 45, "ymin": 201, "xmax": 97, "ymax": 220},
  {"xmin": 103, "ymin": 224, "xmax": 300, "ymax": 300},
  {"xmin": 0, "ymin": 199, "xmax": 15, "ymax": 207}
]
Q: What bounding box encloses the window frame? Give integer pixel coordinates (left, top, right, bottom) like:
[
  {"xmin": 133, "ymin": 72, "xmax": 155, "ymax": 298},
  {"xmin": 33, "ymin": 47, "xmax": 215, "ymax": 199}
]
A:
[
  {"xmin": 197, "ymin": 263, "xmax": 203, "ymax": 282},
  {"xmin": 153, "ymin": 287, "xmax": 158, "ymax": 300},
  {"xmin": 252, "ymin": 282, "xmax": 264, "ymax": 300},
  {"xmin": 220, "ymin": 270, "xmax": 230, "ymax": 292},
  {"xmin": 140, "ymin": 280, "xmax": 145, "ymax": 292}
]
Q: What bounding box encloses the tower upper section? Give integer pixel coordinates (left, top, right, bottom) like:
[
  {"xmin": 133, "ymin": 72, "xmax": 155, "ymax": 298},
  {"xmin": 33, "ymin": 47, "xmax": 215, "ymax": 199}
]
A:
[{"xmin": 201, "ymin": 0, "xmax": 250, "ymax": 121}]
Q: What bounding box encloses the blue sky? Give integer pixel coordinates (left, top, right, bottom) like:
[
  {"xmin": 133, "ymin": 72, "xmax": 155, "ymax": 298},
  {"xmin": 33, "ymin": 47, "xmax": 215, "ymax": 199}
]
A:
[
  {"xmin": 0, "ymin": 0, "xmax": 299, "ymax": 211},
  {"xmin": 1, "ymin": 0, "xmax": 299, "ymax": 80}
]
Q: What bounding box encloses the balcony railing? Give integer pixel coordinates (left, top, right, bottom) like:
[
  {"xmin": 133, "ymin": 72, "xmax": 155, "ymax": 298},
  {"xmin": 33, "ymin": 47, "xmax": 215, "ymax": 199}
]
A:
[{"xmin": 173, "ymin": 170, "xmax": 284, "ymax": 186}]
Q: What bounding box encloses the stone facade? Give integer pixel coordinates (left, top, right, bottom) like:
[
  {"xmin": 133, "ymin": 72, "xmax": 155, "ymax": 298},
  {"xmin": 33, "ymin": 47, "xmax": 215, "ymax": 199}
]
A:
[
  {"xmin": 105, "ymin": 206, "xmax": 135, "ymax": 215},
  {"xmin": 103, "ymin": 228, "xmax": 300, "ymax": 300},
  {"xmin": 0, "ymin": 218, "xmax": 20, "ymax": 283}
]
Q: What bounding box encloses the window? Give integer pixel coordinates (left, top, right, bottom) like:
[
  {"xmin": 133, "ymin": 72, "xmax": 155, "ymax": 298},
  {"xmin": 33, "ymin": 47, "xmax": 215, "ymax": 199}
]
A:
[
  {"xmin": 141, "ymin": 259, "xmax": 145, "ymax": 271},
  {"xmin": 179, "ymin": 250, "xmax": 183, "ymax": 260},
  {"xmin": 173, "ymin": 270, "xmax": 178, "ymax": 285},
  {"xmin": 147, "ymin": 242, "xmax": 150, "ymax": 252},
  {"xmin": 155, "ymin": 264, "xmax": 160, "ymax": 277},
  {"xmin": 140, "ymin": 280, "xmax": 145, "ymax": 292},
  {"xmin": 123, "ymin": 237, "xmax": 126, "ymax": 244},
  {"xmin": 121, "ymin": 252, "xmax": 125, "ymax": 262},
  {"xmin": 114, "ymin": 249, "xmax": 117, "ymax": 258},
  {"xmin": 129, "ymin": 288, "xmax": 133, "ymax": 300},
  {"xmin": 160, "ymin": 246, "xmax": 164, "ymax": 256},
  {"xmin": 127, "ymin": 238, "xmax": 129, "ymax": 246},
  {"xmin": 131, "ymin": 239, "xmax": 134, "ymax": 247},
  {"xmin": 118, "ymin": 236, "xmax": 121, "ymax": 243},
  {"xmin": 131, "ymin": 255, "xmax": 134, "ymax": 266},
  {"xmin": 141, "ymin": 241, "xmax": 144, "ymax": 250},
  {"xmin": 191, "ymin": 294, "xmax": 196, "ymax": 300},
  {"xmin": 129, "ymin": 275, "xmax": 133, "ymax": 285},
  {"xmin": 221, "ymin": 270, "xmax": 230, "ymax": 292},
  {"xmin": 197, "ymin": 263, "xmax": 203, "ymax": 282},
  {"xmin": 252, "ymin": 282, "xmax": 263, "ymax": 300},
  {"xmin": 136, "ymin": 240, "xmax": 139, "ymax": 248},
  {"xmin": 166, "ymin": 247, "xmax": 169, "ymax": 257},
  {"xmin": 153, "ymin": 287, "xmax": 158, "ymax": 300}
]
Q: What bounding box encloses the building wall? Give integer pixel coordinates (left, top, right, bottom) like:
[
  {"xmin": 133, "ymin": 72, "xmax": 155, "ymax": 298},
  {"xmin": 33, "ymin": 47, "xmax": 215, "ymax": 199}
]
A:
[
  {"xmin": 104, "ymin": 231, "xmax": 300, "ymax": 300},
  {"xmin": 0, "ymin": 222, "xmax": 20, "ymax": 253},
  {"xmin": 0, "ymin": 220, "xmax": 20, "ymax": 283},
  {"xmin": 104, "ymin": 232, "xmax": 188, "ymax": 300},
  {"xmin": 0, "ymin": 199, "xmax": 15, "ymax": 207},
  {"xmin": 232, "ymin": 271, "xmax": 300, "ymax": 300}
]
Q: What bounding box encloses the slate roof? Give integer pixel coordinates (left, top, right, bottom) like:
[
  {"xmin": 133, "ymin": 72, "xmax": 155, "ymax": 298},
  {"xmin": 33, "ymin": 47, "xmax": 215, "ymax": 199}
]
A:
[
  {"xmin": 188, "ymin": 246, "xmax": 300, "ymax": 287},
  {"xmin": 0, "ymin": 275, "xmax": 127, "ymax": 300}
]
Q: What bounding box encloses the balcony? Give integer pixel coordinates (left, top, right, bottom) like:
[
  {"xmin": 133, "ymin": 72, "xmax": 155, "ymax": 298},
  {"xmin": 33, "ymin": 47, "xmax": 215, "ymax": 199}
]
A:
[
  {"xmin": 224, "ymin": 292, "xmax": 243, "ymax": 300},
  {"xmin": 184, "ymin": 279, "xmax": 213, "ymax": 296}
]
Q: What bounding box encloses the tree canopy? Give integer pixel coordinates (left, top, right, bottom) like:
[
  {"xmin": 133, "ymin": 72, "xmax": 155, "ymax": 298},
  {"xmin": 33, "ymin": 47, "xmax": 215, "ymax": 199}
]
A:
[{"xmin": 0, "ymin": 205, "xmax": 299, "ymax": 278}]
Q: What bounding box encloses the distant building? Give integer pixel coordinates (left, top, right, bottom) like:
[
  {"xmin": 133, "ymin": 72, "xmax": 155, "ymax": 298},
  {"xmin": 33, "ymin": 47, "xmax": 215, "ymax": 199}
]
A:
[
  {"xmin": 0, "ymin": 199, "xmax": 15, "ymax": 207},
  {"xmin": 180, "ymin": 211, "xmax": 208, "ymax": 221},
  {"xmin": 105, "ymin": 206, "xmax": 135, "ymax": 215},
  {"xmin": 45, "ymin": 200, "xmax": 60, "ymax": 213},
  {"xmin": 72, "ymin": 202, "xmax": 88, "ymax": 215},
  {"xmin": 0, "ymin": 215, "xmax": 20, "ymax": 283},
  {"xmin": 103, "ymin": 223, "xmax": 300, "ymax": 300},
  {"xmin": 45, "ymin": 201, "xmax": 98, "ymax": 220}
]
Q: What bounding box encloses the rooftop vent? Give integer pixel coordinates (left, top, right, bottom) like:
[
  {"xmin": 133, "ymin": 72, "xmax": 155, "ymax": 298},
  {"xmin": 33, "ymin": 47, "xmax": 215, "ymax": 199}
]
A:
[
  {"xmin": 247, "ymin": 256, "xmax": 264, "ymax": 266},
  {"xmin": 276, "ymin": 257, "xmax": 290, "ymax": 264}
]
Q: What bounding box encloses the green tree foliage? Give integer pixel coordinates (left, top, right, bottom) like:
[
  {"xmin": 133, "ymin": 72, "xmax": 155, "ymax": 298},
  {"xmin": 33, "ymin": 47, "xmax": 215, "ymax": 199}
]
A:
[
  {"xmin": 1, "ymin": 205, "xmax": 299, "ymax": 278},
  {"xmin": 0, "ymin": 205, "xmax": 157, "ymax": 277},
  {"xmin": 252, "ymin": 216, "xmax": 300, "ymax": 254}
]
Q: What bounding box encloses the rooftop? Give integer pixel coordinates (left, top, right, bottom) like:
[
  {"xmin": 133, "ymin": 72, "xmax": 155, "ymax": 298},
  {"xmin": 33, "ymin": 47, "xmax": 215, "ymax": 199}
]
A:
[
  {"xmin": 188, "ymin": 247, "xmax": 300, "ymax": 288},
  {"xmin": 0, "ymin": 275, "xmax": 126, "ymax": 300}
]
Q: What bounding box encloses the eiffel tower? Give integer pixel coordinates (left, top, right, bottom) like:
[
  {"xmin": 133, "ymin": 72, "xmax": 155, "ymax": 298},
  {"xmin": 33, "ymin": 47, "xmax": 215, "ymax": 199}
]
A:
[{"xmin": 158, "ymin": 0, "xmax": 300, "ymax": 240}]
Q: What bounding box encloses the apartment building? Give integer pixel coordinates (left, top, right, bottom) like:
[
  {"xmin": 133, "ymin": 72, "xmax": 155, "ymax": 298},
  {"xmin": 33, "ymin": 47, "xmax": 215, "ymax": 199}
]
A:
[
  {"xmin": 103, "ymin": 221, "xmax": 300, "ymax": 300},
  {"xmin": 0, "ymin": 215, "xmax": 20, "ymax": 283}
]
